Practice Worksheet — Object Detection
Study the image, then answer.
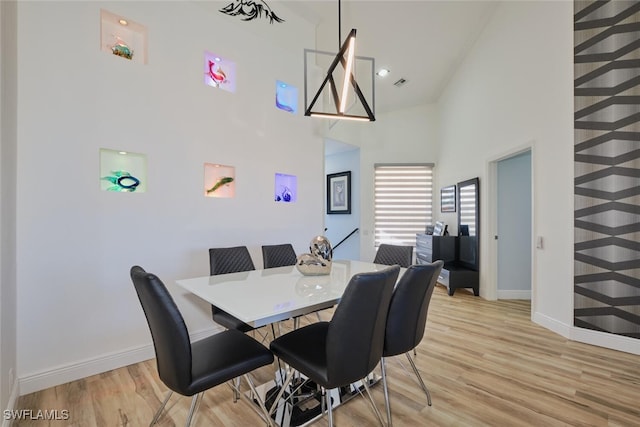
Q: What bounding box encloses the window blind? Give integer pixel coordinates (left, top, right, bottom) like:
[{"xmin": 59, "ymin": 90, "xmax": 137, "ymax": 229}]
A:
[{"xmin": 374, "ymin": 164, "xmax": 433, "ymax": 247}]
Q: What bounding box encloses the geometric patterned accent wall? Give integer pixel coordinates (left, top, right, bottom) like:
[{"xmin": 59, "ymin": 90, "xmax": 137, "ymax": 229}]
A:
[{"xmin": 574, "ymin": 0, "xmax": 640, "ymax": 339}]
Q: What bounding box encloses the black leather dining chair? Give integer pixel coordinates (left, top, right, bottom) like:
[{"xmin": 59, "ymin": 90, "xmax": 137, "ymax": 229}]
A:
[
  {"xmin": 209, "ymin": 246, "xmax": 256, "ymax": 332},
  {"xmin": 262, "ymin": 244, "xmax": 297, "ymax": 269},
  {"xmin": 373, "ymin": 243, "xmax": 413, "ymax": 268},
  {"xmin": 380, "ymin": 260, "xmax": 444, "ymax": 426},
  {"xmin": 130, "ymin": 266, "xmax": 275, "ymax": 427},
  {"xmin": 269, "ymin": 265, "xmax": 401, "ymax": 427}
]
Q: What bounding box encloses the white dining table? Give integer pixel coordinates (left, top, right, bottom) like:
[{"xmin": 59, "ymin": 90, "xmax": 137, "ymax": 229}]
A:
[
  {"xmin": 176, "ymin": 259, "xmax": 404, "ymax": 427},
  {"xmin": 175, "ymin": 259, "xmax": 402, "ymax": 328}
]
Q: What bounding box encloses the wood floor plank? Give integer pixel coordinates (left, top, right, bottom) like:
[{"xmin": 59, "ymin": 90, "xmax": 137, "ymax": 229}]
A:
[{"xmin": 14, "ymin": 286, "xmax": 640, "ymax": 426}]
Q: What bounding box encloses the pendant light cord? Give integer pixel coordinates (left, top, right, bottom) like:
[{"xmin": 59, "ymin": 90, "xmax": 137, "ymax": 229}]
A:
[{"xmin": 338, "ymin": 0, "xmax": 342, "ymax": 48}]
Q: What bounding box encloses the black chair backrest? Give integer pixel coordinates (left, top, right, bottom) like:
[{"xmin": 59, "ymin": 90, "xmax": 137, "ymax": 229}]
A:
[
  {"xmin": 384, "ymin": 261, "xmax": 444, "ymax": 356},
  {"xmin": 262, "ymin": 244, "xmax": 297, "ymax": 269},
  {"xmin": 326, "ymin": 265, "xmax": 400, "ymax": 387},
  {"xmin": 130, "ymin": 266, "xmax": 192, "ymax": 395},
  {"xmin": 374, "ymin": 244, "xmax": 413, "ymax": 268},
  {"xmin": 209, "ymin": 246, "xmax": 255, "ymax": 275}
]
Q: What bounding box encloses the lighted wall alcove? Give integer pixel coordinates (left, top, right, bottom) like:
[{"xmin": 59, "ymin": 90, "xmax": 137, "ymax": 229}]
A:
[
  {"xmin": 275, "ymin": 173, "xmax": 297, "ymax": 203},
  {"xmin": 204, "ymin": 51, "xmax": 237, "ymax": 93},
  {"xmin": 100, "ymin": 9, "xmax": 148, "ymax": 64},
  {"xmin": 100, "ymin": 148, "xmax": 147, "ymax": 193},
  {"xmin": 204, "ymin": 163, "xmax": 235, "ymax": 198},
  {"xmin": 276, "ymin": 80, "xmax": 298, "ymax": 114}
]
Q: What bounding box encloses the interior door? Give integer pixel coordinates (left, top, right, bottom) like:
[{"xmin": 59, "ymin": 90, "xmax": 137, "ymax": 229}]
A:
[{"xmin": 497, "ymin": 151, "xmax": 532, "ymax": 298}]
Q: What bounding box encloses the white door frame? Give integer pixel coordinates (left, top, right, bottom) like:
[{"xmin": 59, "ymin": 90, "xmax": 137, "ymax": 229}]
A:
[{"xmin": 485, "ymin": 142, "xmax": 536, "ymax": 318}]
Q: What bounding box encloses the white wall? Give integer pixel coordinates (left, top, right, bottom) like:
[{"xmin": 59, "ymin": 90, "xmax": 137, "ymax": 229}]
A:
[
  {"xmin": 16, "ymin": 1, "xmax": 321, "ymax": 393},
  {"xmin": 325, "ymin": 146, "xmax": 360, "ymax": 260},
  {"xmin": 326, "ymin": 104, "xmax": 440, "ymax": 262},
  {"xmin": 1, "ymin": 0, "xmax": 19, "ymax": 414},
  {"xmin": 438, "ymin": 0, "xmax": 574, "ymax": 311},
  {"xmin": 437, "ymin": 0, "xmax": 640, "ymax": 354}
]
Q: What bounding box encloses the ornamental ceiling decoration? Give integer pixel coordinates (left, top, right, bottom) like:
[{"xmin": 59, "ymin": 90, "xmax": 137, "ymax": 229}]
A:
[{"xmin": 219, "ymin": 0, "xmax": 284, "ymax": 24}]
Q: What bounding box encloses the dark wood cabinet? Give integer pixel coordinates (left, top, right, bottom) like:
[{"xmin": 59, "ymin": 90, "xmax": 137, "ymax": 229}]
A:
[
  {"xmin": 415, "ymin": 234, "xmax": 456, "ymax": 264},
  {"xmin": 416, "ymin": 234, "xmax": 479, "ymax": 296}
]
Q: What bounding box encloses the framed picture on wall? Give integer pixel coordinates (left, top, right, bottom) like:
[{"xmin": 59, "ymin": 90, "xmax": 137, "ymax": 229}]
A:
[
  {"xmin": 327, "ymin": 171, "xmax": 351, "ymax": 214},
  {"xmin": 441, "ymin": 185, "xmax": 456, "ymax": 212}
]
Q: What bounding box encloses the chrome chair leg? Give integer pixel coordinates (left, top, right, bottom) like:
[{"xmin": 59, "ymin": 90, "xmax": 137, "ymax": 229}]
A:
[
  {"xmin": 184, "ymin": 392, "xmax": 202, "ymax": 427},
  {"xmin": 227, "ymin": 373, "xmax": 275, "ymax": 427},
  {"xmin": 150, "ymin": 390, "xmax": 173, "ymax": 426},
  {"xmin": 361, "ymin": 378, "xmax": 385, "ymax": 427},
  {"xmin": 324, "ymin": 388, "xmax": 334, "ymax": 427},
  {"xmin": 233, "ymin": 377, "xmax": 241, "ymax": 402},
  {"xmin": 405, "ymin": 352, "xmax": 432, "ymax": 406},
  {"xmin": 380, "ymin": 358, "xmax": 393, "ymax": 427},
  {"xmin": 268, "ymin": 367, "xmax": 295, "ymax": 416},
  {"xmin": 244, "ymin": 374, "xmax": 275, "ymax": 427}
]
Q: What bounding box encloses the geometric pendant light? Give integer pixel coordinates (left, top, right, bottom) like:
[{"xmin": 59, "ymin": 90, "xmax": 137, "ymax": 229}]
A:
[{"xmin": 304, "ymin": 1, "xmax": 375, "ymax": 121}]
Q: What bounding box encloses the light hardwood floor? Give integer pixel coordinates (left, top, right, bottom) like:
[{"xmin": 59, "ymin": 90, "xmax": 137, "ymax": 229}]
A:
[{"xmin": 15, "ymin": 286, "xmax": 640, "ymax": 426}]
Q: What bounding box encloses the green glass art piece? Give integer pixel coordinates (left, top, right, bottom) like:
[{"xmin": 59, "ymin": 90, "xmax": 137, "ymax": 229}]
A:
[
  {"xmin": 207, "ymin": 176, "xmax": 234, "ymax": 194},
  {"xmin": 111, "ymin": 39, "xmax": 134, "ymax": 60},
  {"xmin": 102, "ymin": 170, "xmax": 140, "ymax": 192}
]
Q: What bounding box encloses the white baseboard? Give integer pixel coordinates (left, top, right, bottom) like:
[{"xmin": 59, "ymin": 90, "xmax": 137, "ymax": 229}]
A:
[
  {"xmin": 532, "ymin": 311, "xmax": 640, "ymax": 355},
  {"xmin": 2, "ymin": 377, "xmax": 19, "ymax": 427},
  {"xmin": 19, "ymin": 326, "xmax": 220, "ymax": 396},
  {"xmin": 497, "ymin": 289, "xmax": 531, "ymax": 300},
  {"xmin": 570, "ymin": 325, "xmax": 640, "ymax": 355},
  {"xmin": 19, "ymin": 344, "xmax": 155, "ymax": 396},
  {"xmin": 532, "ymin": 311, "xmax": 571, "ymax": 338}
]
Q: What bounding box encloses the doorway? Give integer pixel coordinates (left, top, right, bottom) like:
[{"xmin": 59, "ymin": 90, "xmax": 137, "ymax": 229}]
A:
[
  {"xmin": 324, "ymin": 138, "xmax": 360, "ymax": 260},
  {"xmin": 495, "ymin": 150, "xmax": 532, "ymax": 300}
]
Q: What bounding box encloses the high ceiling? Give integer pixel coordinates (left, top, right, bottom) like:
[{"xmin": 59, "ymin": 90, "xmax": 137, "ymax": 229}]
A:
[{"xmin": 282, "ymin": 0, "xmax": 499, "ymax": 114}]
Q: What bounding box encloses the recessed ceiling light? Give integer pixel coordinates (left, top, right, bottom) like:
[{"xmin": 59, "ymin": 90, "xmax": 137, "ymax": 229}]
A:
[
  {"xmin": 118, "ymin": 151, "xmax": 128, "ymax": 155},
  {"xmin": 118, "ymin": 19, "xmax": 128, "ymax": 26},
  {"xmin": 376, "ymin": 68, "xmax": 390, "ymax": 77}
]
